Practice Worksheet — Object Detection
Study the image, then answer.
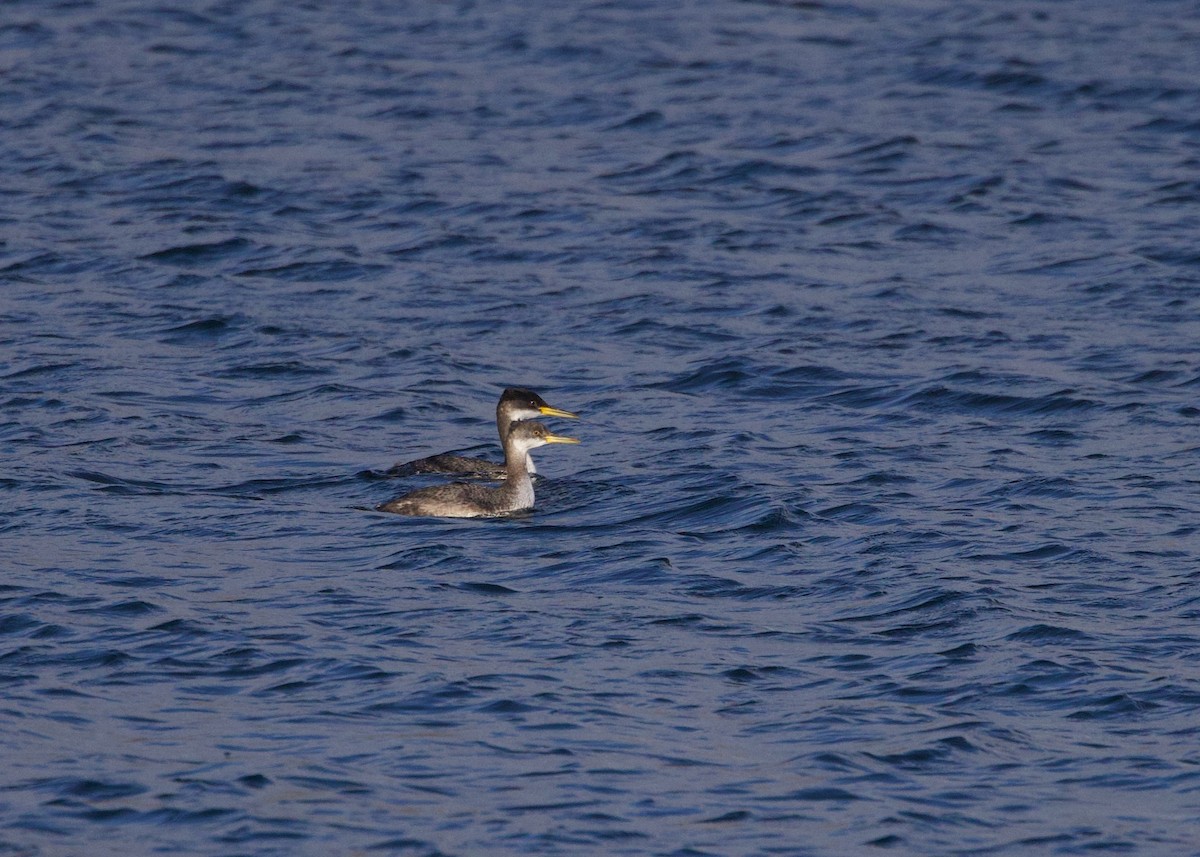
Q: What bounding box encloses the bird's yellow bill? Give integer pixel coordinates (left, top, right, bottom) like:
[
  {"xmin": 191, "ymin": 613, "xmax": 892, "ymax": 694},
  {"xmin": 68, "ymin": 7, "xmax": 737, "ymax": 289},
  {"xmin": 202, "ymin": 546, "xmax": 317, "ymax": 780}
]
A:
[
  {"xmin": 539, "ymin": 405, "xmax": 579, "ymax": 419},
  {"xmin": 545, "ymin": 433, "xmax": 581, "ymax": 444}
]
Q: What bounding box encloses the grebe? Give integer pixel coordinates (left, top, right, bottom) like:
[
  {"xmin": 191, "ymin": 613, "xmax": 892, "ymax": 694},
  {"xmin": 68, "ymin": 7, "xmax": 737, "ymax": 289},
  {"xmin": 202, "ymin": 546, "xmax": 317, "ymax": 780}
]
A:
[
  {"xmin": 388, "ymin": 387, "xmax": 577, "ymax": 478},
  {"xmin": 377, "ymin": 421, "xmax": 579, "ymax": 517}
]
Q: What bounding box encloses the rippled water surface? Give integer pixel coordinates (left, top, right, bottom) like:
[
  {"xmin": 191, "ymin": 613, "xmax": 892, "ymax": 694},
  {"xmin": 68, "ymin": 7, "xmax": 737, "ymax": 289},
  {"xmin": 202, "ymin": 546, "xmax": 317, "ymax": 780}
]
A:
[{"xmin": 4, "ymin": 1, "xmax": 1200, "ymax": 854}]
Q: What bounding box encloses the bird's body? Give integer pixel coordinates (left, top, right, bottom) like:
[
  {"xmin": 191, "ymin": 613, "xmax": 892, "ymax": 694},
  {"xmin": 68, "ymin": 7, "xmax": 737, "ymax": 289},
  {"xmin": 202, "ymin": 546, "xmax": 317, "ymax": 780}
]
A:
[
  {"xmin": 387, "ymin": 388, "xmax": 577, "ymax": 478},
  {"xmin": 378, "ymin": 421, "xmax": 579, "ymax": 518},
  {"xmin": 389, "ymin": 452, "xmax": 508, "ymax": 478}
]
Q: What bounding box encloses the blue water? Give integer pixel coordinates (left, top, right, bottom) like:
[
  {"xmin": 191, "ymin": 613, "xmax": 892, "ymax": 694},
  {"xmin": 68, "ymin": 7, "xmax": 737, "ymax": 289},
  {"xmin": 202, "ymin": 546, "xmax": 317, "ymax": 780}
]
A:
[{"xmin": 4, "ymin": 1, "xmax": 1200, "ymax": 854}]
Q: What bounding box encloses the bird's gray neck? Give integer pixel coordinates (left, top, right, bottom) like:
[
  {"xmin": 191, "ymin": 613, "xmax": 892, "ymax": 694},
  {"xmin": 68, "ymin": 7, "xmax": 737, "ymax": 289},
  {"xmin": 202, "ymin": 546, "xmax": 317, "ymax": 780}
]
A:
[{"xmin": 503, "ymin": 453, "xmax": 535, "ymax": 508}]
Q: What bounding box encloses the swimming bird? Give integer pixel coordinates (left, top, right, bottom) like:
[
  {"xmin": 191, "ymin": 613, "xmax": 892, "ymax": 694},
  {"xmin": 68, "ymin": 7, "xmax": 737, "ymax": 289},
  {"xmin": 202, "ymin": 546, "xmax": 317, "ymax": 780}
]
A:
[
  {"xmin": 387, "ymin": 387, "xmax": 577, "ymax": 479},
  {"xmin": 377, "ymin": 421, "xmax": 580, "ymax": 517}
]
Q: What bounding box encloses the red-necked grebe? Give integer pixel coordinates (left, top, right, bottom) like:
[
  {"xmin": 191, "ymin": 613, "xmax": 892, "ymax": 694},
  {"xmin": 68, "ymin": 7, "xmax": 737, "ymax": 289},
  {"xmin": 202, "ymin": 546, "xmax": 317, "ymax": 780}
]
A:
[
  {"xmin": 377, "ymin": 421, "xmax": 580, "ymax": 517},
  {"xmin": 388, "ymin": 387, "xmax": 578, "ymax": 479}
]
